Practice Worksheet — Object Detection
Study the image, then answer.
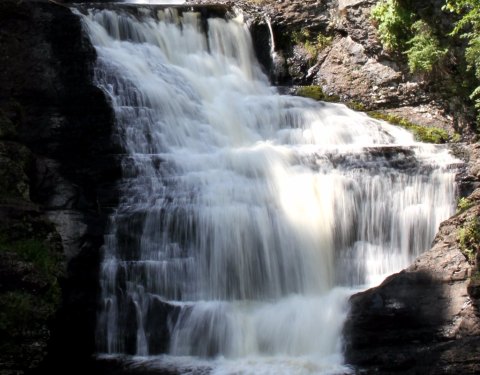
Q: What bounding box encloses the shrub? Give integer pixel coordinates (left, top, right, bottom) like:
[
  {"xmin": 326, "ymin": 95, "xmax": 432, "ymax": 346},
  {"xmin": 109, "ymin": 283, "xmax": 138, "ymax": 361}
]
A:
[
  {"xmin": 371, "ymin": 0, "xmax": 413, "ymax": 51},
  {"xmin": 291, "ymin": 28, "xmax": 332, "ymax": 63},
  {"xmin": 458, "ymin": 216, "xmax": 480, "ymax": 264},
  {"xmin": 457, "ymin": 196, "xmax": 473, "ymax": 213},
  {"xmin": 405, "ymin": 20, "xmax": 447, "ymax": 73},
  {"xmin": 443, "ymin": 0, "xmax": 480, "ymax": 126}
]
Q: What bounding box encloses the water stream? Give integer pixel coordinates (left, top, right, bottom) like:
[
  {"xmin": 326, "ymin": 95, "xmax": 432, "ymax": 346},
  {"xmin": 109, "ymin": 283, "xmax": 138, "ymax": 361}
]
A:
[{"xmin": 79, "ymin": 6, "xmax": 459, "ymax": 374}]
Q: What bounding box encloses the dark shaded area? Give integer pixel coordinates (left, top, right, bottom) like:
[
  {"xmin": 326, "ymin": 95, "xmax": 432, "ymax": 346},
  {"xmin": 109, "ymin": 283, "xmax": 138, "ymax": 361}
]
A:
[
  {"xmin": 85, "ymin": 356, "xmax": 210, "ymax": 375},
  {"xmin": 145, "ymin": 299, "xmax": 181, "ymax": 354},
  {"xmin": 0, "ymin": 0, "xmax": 120, "ymax": 373},
  {"xmin": 344, "ymin": 269, "xmax": 480, "ymax": 374},
  {"xmin": 250, "ymin": 22, "xmax": 274, "ymax": 80}
]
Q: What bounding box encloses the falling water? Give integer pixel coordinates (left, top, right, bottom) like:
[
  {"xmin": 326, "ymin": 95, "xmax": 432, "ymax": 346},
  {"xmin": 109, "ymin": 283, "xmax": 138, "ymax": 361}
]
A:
[{"xmin": 79, "ymin": 6, "xmax": 460, "ymax": 374}]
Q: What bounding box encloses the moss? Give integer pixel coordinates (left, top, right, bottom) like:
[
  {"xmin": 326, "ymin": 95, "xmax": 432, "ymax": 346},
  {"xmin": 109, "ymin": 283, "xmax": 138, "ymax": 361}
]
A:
[
  {"xmin": 291, "ymin": 29, "xmax": 332, "ymax": 64},
  {"xmin": 346, "ymin": 101, "xmax": 367, "ymax": 112},
  {"xmin": 0, "ymin": 141, "xmax": 33, "ymax": 203},
  {"xmin": 0, "ymin": 290, "xmax": 59, "ymax": 336},
  {"xmin": 451, "ymin": 132, "xmax": 462, "ymax": 143},
  {"xmin": 0, "ymin": 236, "xmax": 62, "ymax": 278},
  {"xmin": 0, "ymin": 100, "xmax": 24, "ymax": 140},
  {"xmin": 0, "ymin": 217, "xmax": 63, "ymax": 335},
  {"xmin": 367, "ymin": 111, "xmax": 450, "ymax": 143},
  {"xmin": 295, "ymin": 85, "xmax": 340, "ymax": 102},
  {"xmin": 457, "ymin": 197, "xmax": 473, "ymax": 213},
  {"xmin": 458, "ymin": 216, "xmax": 480, "ymax": 264}
]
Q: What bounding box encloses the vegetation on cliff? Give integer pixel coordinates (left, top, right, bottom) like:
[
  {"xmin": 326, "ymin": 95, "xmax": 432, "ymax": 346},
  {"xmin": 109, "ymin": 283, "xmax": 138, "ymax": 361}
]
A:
[
  {"xmin": 0, "ymin": 101, "xmax": 64, "ymax": 372},
  {"xmin": 444, "ymin": 0, "xmax": 480, "ymax": 124},
  {"xmin": 290, "ymin": 28, "xmax": 332, "ymax": 64},
  {"xmin": 371, "ymin": 0, "xmax": 480, "ymax": 128}
]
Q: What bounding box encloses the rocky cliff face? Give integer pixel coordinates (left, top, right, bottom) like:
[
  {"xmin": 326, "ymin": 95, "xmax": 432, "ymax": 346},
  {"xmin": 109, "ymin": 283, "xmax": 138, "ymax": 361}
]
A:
[
  {"xmin": 0, "ymin": 1, "xmax": 118, "ymax": 373},
  {"xmin": 207, "ymin": 0, "xmax": 476, "ymax": 140}
]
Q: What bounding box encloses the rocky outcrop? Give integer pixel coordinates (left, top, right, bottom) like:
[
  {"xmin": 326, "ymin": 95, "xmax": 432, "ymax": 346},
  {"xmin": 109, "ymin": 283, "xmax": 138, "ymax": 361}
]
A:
[
  {"xmin": 313, "ymin": 0, "xmax": 474, "ymax": 138},
  {"xmin": 0, "ymin": 0, "xmax": 118, "ymax": 373}
]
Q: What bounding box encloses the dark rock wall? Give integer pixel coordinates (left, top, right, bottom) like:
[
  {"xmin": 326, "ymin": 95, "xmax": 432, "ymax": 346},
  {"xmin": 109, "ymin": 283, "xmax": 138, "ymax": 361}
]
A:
[{"xmin": 0, "ymin": 0, "xmax": 118, "ymax": 373}]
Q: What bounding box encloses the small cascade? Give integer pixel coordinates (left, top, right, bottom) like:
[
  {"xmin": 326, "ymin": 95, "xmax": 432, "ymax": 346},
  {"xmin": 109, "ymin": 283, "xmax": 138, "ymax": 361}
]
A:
[
  {"xmin": 78, "ymin": 6, "xmax": 460, "ymax": 374},
  {"xmin": 265, "ymin": 16, "xmax": 286, "ymax": 84}
]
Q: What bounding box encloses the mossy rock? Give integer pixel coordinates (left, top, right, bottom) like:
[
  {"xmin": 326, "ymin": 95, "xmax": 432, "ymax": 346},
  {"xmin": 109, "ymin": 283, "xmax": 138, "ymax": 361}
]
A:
[
  {"xmin": 294, "ymin": 85, "xmax": 340, "ymax": 102},
  {"xmin": 354, "ymin": 110, "xmax": 451, "ymax": 144},
  {"xmin": 0, "ymin": 100, "xmax": 24, "ymax": 140},
  {"xmin": 0, "ymin": 214, "xmax": 63, "ymax": 276},
  {"xmin": 0, "ymin": 141, "xmax": 33, "ymax": 203},
  {"xmin": 367, "ymin": 111, "xmax": 450, "ymax": 144},
  {"xmin": 0, "ymin": 213, "xmax": 63, "ymax": 373},
  {"xmin": 0, "ymin": 111, "xmax": 16, "ymax": 139}
]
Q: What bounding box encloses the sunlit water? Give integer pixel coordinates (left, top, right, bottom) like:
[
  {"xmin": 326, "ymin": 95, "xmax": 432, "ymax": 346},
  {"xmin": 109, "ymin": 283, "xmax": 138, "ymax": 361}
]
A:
[{"xmin": 78, "ymin": 6, "xmax": 460, "ymax": 374}]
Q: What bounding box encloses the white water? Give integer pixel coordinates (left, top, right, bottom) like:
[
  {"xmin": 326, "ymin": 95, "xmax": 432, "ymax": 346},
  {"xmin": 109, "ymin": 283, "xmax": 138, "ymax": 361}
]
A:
[
  {"xmin": 80, "ymin": 7, "xmax": 460, "ymax": 374},
  {"xmin": 125, "ymin": 1, "xmax": 186, "ymax": 4}
]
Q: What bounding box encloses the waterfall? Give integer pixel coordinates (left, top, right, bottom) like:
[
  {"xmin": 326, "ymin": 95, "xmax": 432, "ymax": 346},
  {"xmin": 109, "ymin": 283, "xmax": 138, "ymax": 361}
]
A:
[{"xmin": 79, "ymin": 6, "xmax": 460, "ymax": 374}]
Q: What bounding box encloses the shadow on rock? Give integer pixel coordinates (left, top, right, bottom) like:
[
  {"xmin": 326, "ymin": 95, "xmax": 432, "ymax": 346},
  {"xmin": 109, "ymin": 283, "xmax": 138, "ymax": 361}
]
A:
[{"xmin": 344, "ymin": 270, "xmax": 480, "ymax": 373}]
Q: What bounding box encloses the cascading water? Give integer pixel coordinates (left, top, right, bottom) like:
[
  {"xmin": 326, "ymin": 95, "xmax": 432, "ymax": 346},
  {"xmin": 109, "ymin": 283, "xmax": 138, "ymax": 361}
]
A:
[{"xmin": 78, "ymin": 6, "xmax": 460, "ymax": 374}]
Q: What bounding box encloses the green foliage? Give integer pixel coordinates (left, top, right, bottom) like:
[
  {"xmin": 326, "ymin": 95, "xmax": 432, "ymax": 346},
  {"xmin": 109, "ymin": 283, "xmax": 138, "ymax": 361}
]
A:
[
  {"xmin": 457, "ymin": 196, "xmax": 473, "ymax": 212},
  {"xmin": 295, "ymin": 85, "xmax": 340, "ymax": 102},
  {"xmin": 458, "ymin": 216, "xmax": 480, "ymax": 264},
  {"xmin": 291, "ymin": 28, "xmax": 332, "ymax": 63},
  {"xmin": 346, "ymin": 101, "xmax": 367, "ymax": 111},
  {"xmin": 451, "ymin": 132, "xmax": 462, "ymax": 142},
  {"xmin": 371, "ymin": 0, "xmax": 414, "ymax": 51},
  {"xmin": 0, "ymin": 231, "xmax": 62, "ymax": 339},
  {"xmin": 0, "ymin": 288, "xmax": 61, "ymax": 339},
  {"xmin": 444, "ymin": 0, "xmax": 480, "ymax": 125},
  {"xmin": 368, "ymin": 111, "xmax": 450, "ymax": 143},
  {"xmin": 371, "ymin": 2, "xmax": 447, "ymax": 74},
  {"xmin": 0, "ymin": 235, "xmax": 62, "ymax": 279},
  {"xmin": 291, "ymin": 28, "xmax": 309, "ymax": 45},
  {"xmin": 315, "ymin": 33, "xmax": 333, "ymax": 51},
  {"xmin": 405, "ymin": 20, "xmax": 448, "ymax": 73}
]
